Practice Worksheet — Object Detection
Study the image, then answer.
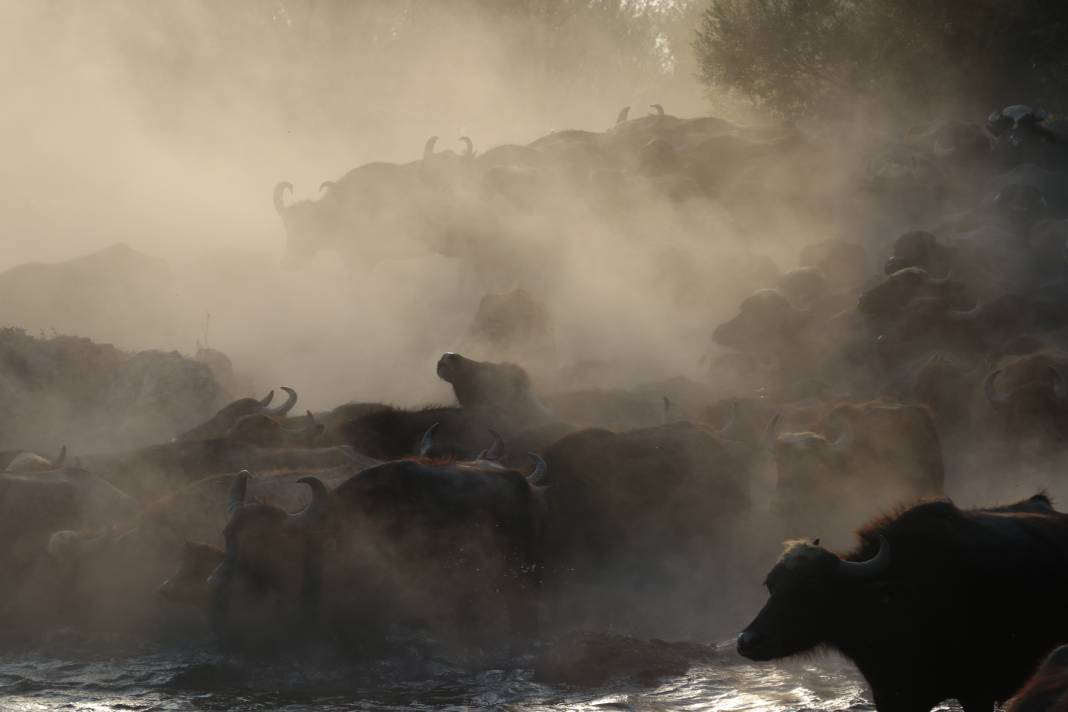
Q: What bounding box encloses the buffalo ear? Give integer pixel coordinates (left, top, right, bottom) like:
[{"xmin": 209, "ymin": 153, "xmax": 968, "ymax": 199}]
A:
[{"xmin": 812, "ymin": 538, "xmax": 820, "ymax": 546}]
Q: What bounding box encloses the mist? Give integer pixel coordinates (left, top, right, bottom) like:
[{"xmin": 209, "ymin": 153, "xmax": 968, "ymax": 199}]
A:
[
  {"xmin": 0, "ymin": 0, "xmax": 786, "ymax": 422},
  {"xmin": 5, "ymin": 1, "xmax": 1068, "ymax": 708}
]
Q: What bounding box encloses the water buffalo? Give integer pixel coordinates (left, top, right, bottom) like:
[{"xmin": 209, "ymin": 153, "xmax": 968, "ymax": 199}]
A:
[
  {"xmin": 738, "ymin": 494, "xmax": 1068, "ymax": 712},
  {"xmin": 539, "ymin": 420, "xmax": 752, "ymax": 634},
  {"xmin": 983, "ymin": 350, "xmax": 1068, "ymax": 442},
  {"xmin": 174, "ymin": 387, "xmax": 298, "ymax": 442},
  {"xmin": 884, "ymin": 231, "xmax": 954, "ymax": 277},
  {"xmin": 0, "ymin": 466, "xmax": 138, "ymax": 630},
  {"xmin": 765, "ymin": 401, "xmax": 944, "ymax": 544},
  {"xmin": 338, "ymin": 404, "xmax": 497, "ymax": 461},
  {"xmin": 47, "ymin": 460, "xmax": 380, "ymax": 629},
  {"xmin": 711, "ymin": 288, "xmax": 828, "ymax": 388},
  {"xmin": 857, "ymin": 268, "xmax": 971, "ymax": 321},
  {"xmin": 273, "ymin": 157, "xmax": 454, "ymax": 269},
  {"xmin": 207, "ymin": 472, "xmax": 330, "ymax": 646},
  {"xmin": 210, "ymin": 454, "xmax": 549, "ymax": 647},
  {"xmin": 713, "ymin": 289, "xmax": 810, "ymax": 357},
  {"xmin": 436, "ymin": 352, "xmax": 554, "ymax": 427},
  {"xmin": 988, "ymin": 106, "xmax": 1060, "ymax": 169}
]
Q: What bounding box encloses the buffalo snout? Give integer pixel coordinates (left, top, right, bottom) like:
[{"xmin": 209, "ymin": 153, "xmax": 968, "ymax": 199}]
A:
[{"xmin": 736, "ymin": 629, "xmax": 766, "ymax": 659}]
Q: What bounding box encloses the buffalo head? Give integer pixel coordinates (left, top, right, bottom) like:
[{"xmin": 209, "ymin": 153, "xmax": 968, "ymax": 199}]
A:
[{"xmin": 738, "ymin": 536, "xmax": 891, "ymax": 660}]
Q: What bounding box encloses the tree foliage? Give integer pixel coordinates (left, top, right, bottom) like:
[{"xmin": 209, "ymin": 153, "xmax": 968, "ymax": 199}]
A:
[{"xmin": 694, "ymin": 0, "xmax": 1068, "ymax": 118}]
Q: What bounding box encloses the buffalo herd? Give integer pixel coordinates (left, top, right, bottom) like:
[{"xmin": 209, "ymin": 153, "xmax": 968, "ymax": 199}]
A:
[{"xmin": 6, "ymin": 104, "xmax": 1068, "ymax": 710}]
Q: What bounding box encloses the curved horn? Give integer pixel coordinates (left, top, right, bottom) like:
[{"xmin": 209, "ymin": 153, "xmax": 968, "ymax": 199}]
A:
[
  {"xmin": 477, "ymin": 429, "xmax": 505, "ymax": 461},
  {"xmin": 319, "ymin": 181, "xmax": 336, "ymax": 194},
  {"xmin": 280, "ymin": 410, "xmax": 320, "ymax": 433},
  {"xmin": 837, "ymin": 535, "xmax": 892, "ymax": 581},
  {"xmin": 949, "ymin": 299, "xmax": 982, "ymax": 319},
  {"xmin": 926, "ymin": 269, "xmax": 952, "ymax": 287},
  {"xmin": 984, "ymin": 369, "xmax": 1011, "ymax": 407},
  {"xmin": 616, "ymin": 106, "xmax": 630, "ymax": 124},
  {"xmin": 423, "ymin": 136, "xmax": 438, "ymax": 159},
  {"xmin": 259, "ymin": 389, "xmax": 275, "ymax": 408},
  {"xmin": 829, "ymin": 418, "xmax": 855, "ymax": 452},
  {"xmin": 1049, "ymin": 366, "xmax": 1068, "ymax": 403},
  {"xmin": 52, "ymin": 445, "xmax": 67, "ymax": 469},
  {"xmin": 718, "ymin": 400, "xmax": 739, "ymax": 439},
  {"xmin": 273, "ymin": 182, "xmax": 293, "ymax": 215},
  {"xmin": 267, "ymin": 386, "xmax": 297, "ymax": 416},
  {"xmin": 420, "ymin": 422, "xmax": 440, "ymax": 456},
  {"xmin": 763, "ymin": 414, "xmax": 781, "ymax": 452},
  {"xmin": 650, "ymin": 104, "xmax": 664, "ymax": 117},
  {"xmin": 228, "ymin": 470, "xmax": 252, "ymax": 516},
  {"xmin": 459, "ymin": 136, "xmax": 474, "ymax": 158},
  {"xmin": 286, "ymin": 476, "xmax": 330, "ymax": 531},
  {"xmin": 527, "ymin": 452, "xmax": 548, "ymax": 486}
]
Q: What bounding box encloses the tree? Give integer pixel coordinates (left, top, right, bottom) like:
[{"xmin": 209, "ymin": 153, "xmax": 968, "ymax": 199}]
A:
[{"xmin": 694, "ymin": 0, "xmax": 1068, "ymax": 118}]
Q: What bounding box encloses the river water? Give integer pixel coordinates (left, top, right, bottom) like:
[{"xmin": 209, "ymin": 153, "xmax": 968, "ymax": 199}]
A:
[{"xmin": 0, "ymin": 632, "xmax": 955, "ymax": 712}]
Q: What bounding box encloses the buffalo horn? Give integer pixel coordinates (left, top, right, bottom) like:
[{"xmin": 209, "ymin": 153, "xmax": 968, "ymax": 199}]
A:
[
  {"xmin": 459, "ymin": 136, "xmax": 474, "ymax": 158},
  {"xmin": 927, "ymin": 270, "xmax": 952, "ymax": 287},
  {"xmin": 616, "ymin": 106, "xmax": 630, "ymax": 124},
  {"xmin": 984, "ymin": 369, "xmax": 1011, "ymax": 407},
  {"xmin": 228, "ymin": 470, "xmax": 252, "ymax": 516},
  {"xmin": 837, "ymin": 535, "xmax": 891, "ymax": 581},
  {"xmin": 319, "ymin": 181, "xmax": 336, "ymax": 193},
  {"xmin": 273, "ymin": 182, "xmax": 293, "ymax": 215},
  {"xmin": 949, "ymin": 300, "xmax": 981, "ymax": 319},
  {"xmin": 829, "ymin": 418, "xmax": 855, "ymax": 452},
  {"xmin": 285, "ymin": 477, "xmax": 329, "ymax": 531},
  {"xmin": 52, "ymin": 445, "xmax": 67, "ymax": 469},
  {"xmin": 423, "ymin": 136, "xmax": 438, "ymax": 159},
  {"xmin": 281, "ymin": 410, "xmax": 319, "ymax": 433},
  {"xmin": 650, "ymin": 104, "xmax": 664, "ymax": 116},
  {"xmin": 1049, "ymin": 366, "xmax": 1068, "ymax": 402},
  {"xmin": 763, "ymin": 414, "xmax": 781, "ymax": 452},
  {"xmin": 719, "ymin": 400, "xmax": 741, "ymax": 440},
  {"xmin": 267, "ymin": 386, "xmax": 298, "ymax": 416},
  {"xmin": 527, "ymin": 453, "xmax": 548, "ymax": 486},
  {"xmin": 259, "ymin": 389, "xmax": 275, "ymax": 408},
  {"xmin": 420, "ymin": 422, "xmax": 440, "ymax": 456},
  {"xmin": 477, "ymin": 429, "xmax": 505, "ymax": 461}
]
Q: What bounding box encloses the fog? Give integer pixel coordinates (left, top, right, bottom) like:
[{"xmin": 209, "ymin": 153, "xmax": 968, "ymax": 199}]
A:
[
  {"xmin": 5, "ymin": 5, "xmax": 1068, "ymax": 709},
  {"xmin": 0, "ymin": 0, "xmax": 783, "ymax": 416}
]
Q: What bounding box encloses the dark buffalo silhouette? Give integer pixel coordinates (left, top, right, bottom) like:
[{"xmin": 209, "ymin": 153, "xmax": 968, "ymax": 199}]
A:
[
  {"xmin": 174, "ymin": 387, "xmax": 298, "ymax": 442},
  {"xmin": 738, "ymin": 494, "xmax": 1068, "ymax": 712}
]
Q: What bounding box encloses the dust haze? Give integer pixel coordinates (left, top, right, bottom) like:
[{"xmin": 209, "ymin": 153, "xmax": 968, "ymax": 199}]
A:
[
  {"xmin": 0, "ymin": 1, "xmax": 752, "ymax": 409},
  {"xmin": 4, "ymin": 0, "xmax": 1067, "ymax": 660}
]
